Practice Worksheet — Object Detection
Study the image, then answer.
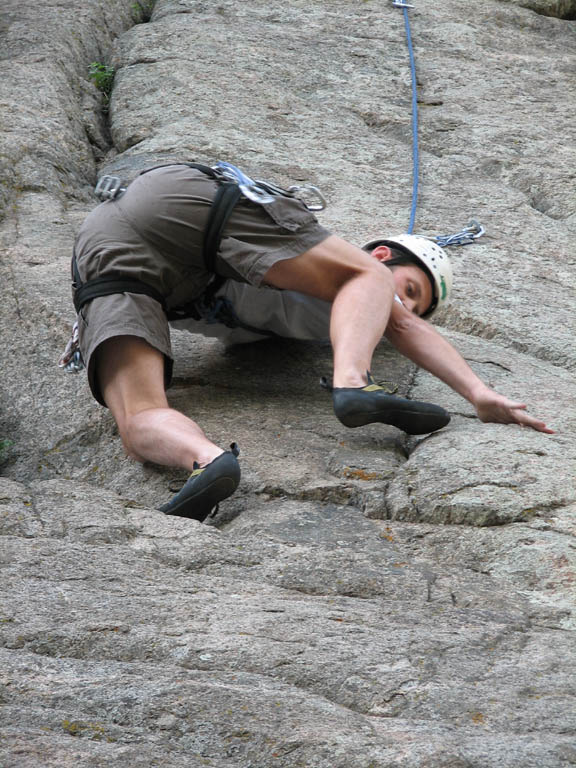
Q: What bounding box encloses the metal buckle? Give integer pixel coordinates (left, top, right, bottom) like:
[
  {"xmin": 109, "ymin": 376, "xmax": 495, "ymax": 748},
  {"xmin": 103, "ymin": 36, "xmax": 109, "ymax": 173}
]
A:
[{"xmin": 94, "ymin": 175, "xmax": 126, "ymax": 201}]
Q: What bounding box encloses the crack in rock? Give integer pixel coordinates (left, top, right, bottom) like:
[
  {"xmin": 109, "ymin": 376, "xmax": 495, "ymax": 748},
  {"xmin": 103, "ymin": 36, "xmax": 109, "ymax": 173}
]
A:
[{"xmin": 514, "ymin": 0, "xmax": 576, "ymax": 19}]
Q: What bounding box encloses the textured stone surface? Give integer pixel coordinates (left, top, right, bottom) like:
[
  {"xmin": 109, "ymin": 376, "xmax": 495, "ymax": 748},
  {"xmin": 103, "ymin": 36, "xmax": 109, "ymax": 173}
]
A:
[{"xmin": 1, "ymin": 0, "xmax": 575, "ymax": 765}]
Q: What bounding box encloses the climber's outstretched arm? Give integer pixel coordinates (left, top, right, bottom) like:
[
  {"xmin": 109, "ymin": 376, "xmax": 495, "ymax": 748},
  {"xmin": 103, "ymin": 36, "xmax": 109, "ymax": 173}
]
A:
[{"xmin": 384, "ymin": 304, "xmax": 554, "ymax": 434}]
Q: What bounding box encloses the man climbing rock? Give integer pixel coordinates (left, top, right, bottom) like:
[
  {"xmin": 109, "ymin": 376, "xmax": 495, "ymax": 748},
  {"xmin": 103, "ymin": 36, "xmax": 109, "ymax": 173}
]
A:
[{"xmin": 63, "ymin": 163, "xmax": 553, "ymax": 521}]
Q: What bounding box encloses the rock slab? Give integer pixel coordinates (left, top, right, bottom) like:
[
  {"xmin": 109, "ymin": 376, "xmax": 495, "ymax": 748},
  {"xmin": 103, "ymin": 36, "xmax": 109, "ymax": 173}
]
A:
[{"xmin": 0, "ymin": 0, "xmax": 575, "ymax": 765}]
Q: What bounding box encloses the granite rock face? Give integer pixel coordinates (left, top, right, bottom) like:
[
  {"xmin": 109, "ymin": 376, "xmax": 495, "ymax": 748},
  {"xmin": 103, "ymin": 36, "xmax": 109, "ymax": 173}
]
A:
[{"xmin": 0, "ymin": 0, "xmax": 575, "ymax": 766}]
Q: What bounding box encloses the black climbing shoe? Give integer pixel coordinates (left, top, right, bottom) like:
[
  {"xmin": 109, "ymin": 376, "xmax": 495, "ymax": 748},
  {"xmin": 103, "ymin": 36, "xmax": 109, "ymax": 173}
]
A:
[
  {"xmin": 159, "ymin": 443, "xmax": 240, "ymax": 522},
  {"xmin": 330, "ymin": 373, "xmax": 450, "ymax": 435}
]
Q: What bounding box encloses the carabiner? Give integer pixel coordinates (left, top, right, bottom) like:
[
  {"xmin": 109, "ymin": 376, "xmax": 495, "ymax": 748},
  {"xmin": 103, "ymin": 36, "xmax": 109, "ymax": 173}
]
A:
[
  {"xmin": 214, "ymin": 161, "xmax": 276, "ymax": 204},
  {"xmin": 94, "ymin": 175, "xmax": 126, "ymax": 201},
  {"xmin": 465, "ymin": 219, "xmax": 485, "ymax": 240},
  {"xmin": 214, "ymin": 161, "xmax": 328, "ymax": 211},
  {"xmin": 287, "ymin": 185, "xmax": 327, "ymax": 212},
  {"xmin": 239, "ymin": 183, "xmax": 277, "ymax": 205}
]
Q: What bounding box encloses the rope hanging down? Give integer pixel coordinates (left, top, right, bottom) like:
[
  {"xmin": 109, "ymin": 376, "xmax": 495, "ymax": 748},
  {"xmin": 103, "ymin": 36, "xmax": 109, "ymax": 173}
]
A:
[{"xmin": 392, "ymin": 1, "xmax": 484, "ymax": 247}]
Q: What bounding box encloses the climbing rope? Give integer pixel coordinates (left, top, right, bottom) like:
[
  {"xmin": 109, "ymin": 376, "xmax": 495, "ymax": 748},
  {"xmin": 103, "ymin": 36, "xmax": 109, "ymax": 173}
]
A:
[
  {"xmin": 393, "ymin": 0, "xmax": 419, "ymax": 235},
  {"xmin": 392, "ymin": 1, "xmax": 484, "ymax": 247}
]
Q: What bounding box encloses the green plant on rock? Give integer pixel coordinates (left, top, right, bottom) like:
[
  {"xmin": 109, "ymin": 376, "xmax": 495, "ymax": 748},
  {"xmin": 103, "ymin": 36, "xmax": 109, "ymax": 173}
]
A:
[
  {"xmin": 0, "ymin": 439, "xmax": 13, "ymax": 464},
  {"xmin": 132, "ymin": 0, "xmax": 154, "ymax": 22},
  {"xmin": 88, "ymin": 62, "xmax": 115, "ymax": 102}
]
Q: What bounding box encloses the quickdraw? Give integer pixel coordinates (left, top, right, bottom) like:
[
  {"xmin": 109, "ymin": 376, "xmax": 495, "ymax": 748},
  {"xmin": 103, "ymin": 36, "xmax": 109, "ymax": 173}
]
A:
[{"xmin": 428, "ymin": 220, "xmax": 485, "ymax": 248}]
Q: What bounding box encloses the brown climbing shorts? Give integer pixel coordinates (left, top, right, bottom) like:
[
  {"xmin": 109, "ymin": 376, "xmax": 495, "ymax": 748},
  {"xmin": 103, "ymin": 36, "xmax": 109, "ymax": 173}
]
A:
[{"xmin": 73, "ymin": 164, "xmax": 331, "ymax": 406}]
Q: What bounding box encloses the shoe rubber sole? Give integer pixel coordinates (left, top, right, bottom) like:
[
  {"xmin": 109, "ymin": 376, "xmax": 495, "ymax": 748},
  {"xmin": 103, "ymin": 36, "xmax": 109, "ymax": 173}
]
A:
[
  {"xmin": 333, "ymin": 389, "xmax": 450, "ymax": 435},
  {"xmin": 159, "ymin": 451, "xmax": 240, "ymax": 522}
]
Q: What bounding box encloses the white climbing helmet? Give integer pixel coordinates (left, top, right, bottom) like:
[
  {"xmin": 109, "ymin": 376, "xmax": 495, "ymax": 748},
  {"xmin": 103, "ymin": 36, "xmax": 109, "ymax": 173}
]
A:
[{"xmin": 362, "ymin": 234, "xmax": 453, "ymax": 318}]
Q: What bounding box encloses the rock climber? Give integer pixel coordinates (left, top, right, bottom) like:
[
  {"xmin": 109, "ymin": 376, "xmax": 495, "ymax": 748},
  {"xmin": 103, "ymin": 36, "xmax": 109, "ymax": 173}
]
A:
[{"xmin": 63, "ymin": 163, "xmax": 553, "ymax": 521}]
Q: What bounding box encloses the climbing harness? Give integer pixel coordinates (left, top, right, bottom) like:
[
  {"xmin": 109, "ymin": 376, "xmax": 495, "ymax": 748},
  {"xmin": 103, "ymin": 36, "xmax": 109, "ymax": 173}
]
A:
[
  {"xmin": 60, "ymin": 161, "xmax": 323, "ymax": 372},
  {"xmin": 391, "ymin": 1, "xmax": 485, "ymax": 249},
  {"xmin": 79, "ymin": 160, "xmax": 327, "ymax": 314}
]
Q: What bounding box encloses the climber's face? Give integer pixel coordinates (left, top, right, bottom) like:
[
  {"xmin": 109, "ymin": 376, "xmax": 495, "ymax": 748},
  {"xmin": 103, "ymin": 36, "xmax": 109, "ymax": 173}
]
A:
[{"xmin": 370, "ymin": 245, "xmax": 433, "ymax": 316}]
